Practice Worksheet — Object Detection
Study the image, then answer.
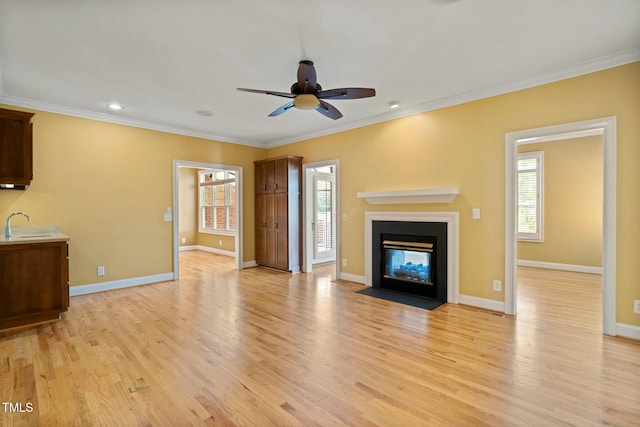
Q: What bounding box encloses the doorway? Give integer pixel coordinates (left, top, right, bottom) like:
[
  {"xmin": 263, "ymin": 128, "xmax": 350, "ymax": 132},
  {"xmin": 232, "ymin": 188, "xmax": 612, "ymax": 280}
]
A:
[
  {"xmin": 504, "ymin": 117, "xmax": 617, "ymax": 335},
  {"xmin": 303, "ymin": 160, "xmax": 340, "ymax": 277},
  {"xmin": 172, "ymin": 160, "xmax": 243, "ymax": 280},
  {"xmin": 311, "ymin": 170, "xmax": 336, "ymax": 264},
  {"xmin": 516, "ymin": 132, "xmax": 603, "ymax": 330}
]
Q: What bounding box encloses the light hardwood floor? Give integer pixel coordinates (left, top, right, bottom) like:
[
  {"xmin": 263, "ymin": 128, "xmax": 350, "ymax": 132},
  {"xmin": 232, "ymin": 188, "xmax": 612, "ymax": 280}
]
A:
[{"xmin": 1, "ymin": 252, "xmax": 639, "ymax": 426}]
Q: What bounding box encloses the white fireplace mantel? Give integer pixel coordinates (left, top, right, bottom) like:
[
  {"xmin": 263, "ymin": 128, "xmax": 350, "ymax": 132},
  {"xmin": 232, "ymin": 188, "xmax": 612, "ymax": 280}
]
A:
[{"xmin": 357, "ymin": 188, "xmax": 459, "ymax": 204}]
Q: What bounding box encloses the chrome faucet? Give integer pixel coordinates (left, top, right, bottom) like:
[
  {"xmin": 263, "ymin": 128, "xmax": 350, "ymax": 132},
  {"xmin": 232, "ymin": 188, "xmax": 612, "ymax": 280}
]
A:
[{"xmin": 5, "ymin": 212, "xmax": 31, "ymax": 238}]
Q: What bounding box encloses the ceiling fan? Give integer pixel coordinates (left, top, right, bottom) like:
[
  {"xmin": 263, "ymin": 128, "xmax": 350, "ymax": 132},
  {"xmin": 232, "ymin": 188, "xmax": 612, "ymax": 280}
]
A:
[{"xmin": 237, "ymin": 60, "xmax": 376, "ymax": 120}]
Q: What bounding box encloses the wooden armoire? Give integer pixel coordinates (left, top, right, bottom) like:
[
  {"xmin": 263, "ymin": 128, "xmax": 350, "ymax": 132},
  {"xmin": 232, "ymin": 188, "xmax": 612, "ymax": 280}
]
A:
[{"xmin": 254, "ymin": 155, "xmax": 303, "ymax": 272}]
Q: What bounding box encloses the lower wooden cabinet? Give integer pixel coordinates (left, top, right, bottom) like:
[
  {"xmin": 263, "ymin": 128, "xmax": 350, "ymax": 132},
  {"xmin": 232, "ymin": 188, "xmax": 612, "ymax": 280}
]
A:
[{"xmin": 0, "ymin": 241, "xmax": 69, "ymax": 330}]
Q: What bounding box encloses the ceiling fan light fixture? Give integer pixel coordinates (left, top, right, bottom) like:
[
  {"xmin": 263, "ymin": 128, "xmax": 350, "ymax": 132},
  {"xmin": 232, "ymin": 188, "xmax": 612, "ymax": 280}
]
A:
[{"xmin": 294, "ymin": 94, "xmax": 320, "ymax": 110}]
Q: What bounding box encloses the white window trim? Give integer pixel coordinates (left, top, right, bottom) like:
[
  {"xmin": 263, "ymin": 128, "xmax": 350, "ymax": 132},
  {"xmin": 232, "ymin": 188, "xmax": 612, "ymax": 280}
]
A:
[
  {"xmin": 517, "ymin": 151, "xmax": 544, "ymax": 242},
  {"xmin": 198, "ymin": 169, "xmax": 237, "ymax": 234}
]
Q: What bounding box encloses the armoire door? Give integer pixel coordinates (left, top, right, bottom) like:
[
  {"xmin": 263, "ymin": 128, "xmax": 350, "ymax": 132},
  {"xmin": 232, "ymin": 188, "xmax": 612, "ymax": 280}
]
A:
[
  {"xmin": 255, "ymin": 161, "xmax": 275, "ymax": 195},
  {"xmin": 274, "ymin": 192, "xmax": 289, "ymax": 270},
  {"xmin": 255, "ymin": 194, "xmax": 275, "ymax": 266},
  {"xmin": 273, "ymin": 158, "xmax": 290, "ymax": 193}
]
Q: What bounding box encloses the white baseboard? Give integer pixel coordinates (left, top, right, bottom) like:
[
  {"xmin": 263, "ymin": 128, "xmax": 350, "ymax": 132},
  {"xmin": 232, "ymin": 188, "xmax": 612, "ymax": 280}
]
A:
[
  {"xmin": 616, "ymin": 323, "xmax": 640, "ymax": 340},
  {"xmin": 180, "ymin": 245, "xmax": 235, "ymax": 257},
  {"xmin": 243, "ymin": 260, "xmax": 258, "ymax": 268},
  {"xmin": 196, "ymin": 245, "xmax": 235, "ymax": 257},
  {"xmin": 518, "ymin": 259, "xmax": 603, "ymax": 275},
  {"xmin": 70, "ymin": 273, "xmax": 174, "ymax": 296},
  {"xmin": 457, "ymin": 294, "xmax": 505, "ymax": 313},
  {"xmin": 339, "ymin": 272, "xmax": 365, "ymax": 284}
]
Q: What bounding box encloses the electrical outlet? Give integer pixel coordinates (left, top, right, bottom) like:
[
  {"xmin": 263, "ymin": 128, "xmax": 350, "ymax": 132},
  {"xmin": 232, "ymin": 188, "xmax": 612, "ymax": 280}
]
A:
[
  {"xmin": 97, "ymin": 266, "xmax": 105, "ymax": 276},
  {"xmin": 181, "ymin": 237, "xmax": 186, "ymax": 243},
  {"xmin": 342, "ymin": 258, "xmax": 347, "ymax": 267},
  {"xmin": 634, "ymin": 299, "xmax": 640, "ymax": 314},
  {"xmin": 493, "ymin": 280, "xmax": 501, "ymax": 291},
  {"xmin": 219, "ymin": 240, "xmax": 223, "ymax": 246}
]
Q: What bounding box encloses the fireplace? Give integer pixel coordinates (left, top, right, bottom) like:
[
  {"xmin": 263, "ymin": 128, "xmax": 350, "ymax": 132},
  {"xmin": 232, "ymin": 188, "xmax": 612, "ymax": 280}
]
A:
[
  {"xmin": 372, "ymin": 220, "xmax": 448, "ymax": 302},
  {"xmin": 383, "ymin": 239, "xmax": 433, "ymax": 285}
]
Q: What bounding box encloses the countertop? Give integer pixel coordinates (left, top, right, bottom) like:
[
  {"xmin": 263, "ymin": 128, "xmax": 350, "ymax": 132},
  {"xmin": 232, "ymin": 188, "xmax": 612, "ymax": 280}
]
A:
[{"xmin": 0, "ymin": 226, "xmax": 71, "ymax": 245}]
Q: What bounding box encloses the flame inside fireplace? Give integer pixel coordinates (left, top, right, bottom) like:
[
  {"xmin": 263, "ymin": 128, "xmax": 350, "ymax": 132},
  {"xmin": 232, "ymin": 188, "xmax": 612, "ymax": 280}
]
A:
[{"xmin": 383, "ymin": 240, "xmax": 433, "ymax": 285}]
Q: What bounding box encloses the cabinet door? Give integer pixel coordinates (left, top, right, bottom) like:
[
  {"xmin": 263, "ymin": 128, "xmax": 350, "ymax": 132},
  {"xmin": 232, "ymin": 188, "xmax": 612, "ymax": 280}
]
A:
[
  {"xmin": 255, "ymin": 194, "xmax": 276, "ymax": 267},
  {"xmin": 0, "ymin": 108, "xmax": 34, "ymax": 187},
  {"xmin": 255, "ymin": 161, "xmax": 275, "ymax": 195},
  {"xmin": 0, "ymin": 241, "xmax": 68, "ymax": 330},
  {"xmin": 273, "ymin": 158, "xmax": 289, "ymax": 193},
  {"xmin": 255, "ymin": 194, "xmax": 268, "ymax": 265},
  {"xmin": 274, "ymin": 193, "xmax": 289, "ymax": 270}
]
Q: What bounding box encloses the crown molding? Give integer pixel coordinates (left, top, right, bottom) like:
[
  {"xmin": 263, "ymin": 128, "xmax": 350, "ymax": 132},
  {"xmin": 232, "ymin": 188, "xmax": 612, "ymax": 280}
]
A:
[
  {"xmin": 0, "ymin": 94, "xmax": 270, "ymax": 148},
  {"xmin": 1, "ymin": 50, "xmax": 637, "ymax": 149},
  {"xmin": 266, "ymin": 49, "xmax": 640, "ymax": 148}
]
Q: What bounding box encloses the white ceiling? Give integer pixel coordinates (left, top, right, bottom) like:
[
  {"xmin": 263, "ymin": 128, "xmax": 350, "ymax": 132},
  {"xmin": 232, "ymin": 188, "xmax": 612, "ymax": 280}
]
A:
[{"xmin": 1, "ymin": 0, "xmax": 638, "ymax": 148}]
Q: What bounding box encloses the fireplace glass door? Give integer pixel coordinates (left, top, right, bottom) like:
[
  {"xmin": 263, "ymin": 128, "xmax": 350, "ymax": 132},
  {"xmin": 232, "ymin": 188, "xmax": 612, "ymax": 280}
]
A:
[{"xmin": 383, "ymin": 240, "xmax": 433, "ymax": 285}]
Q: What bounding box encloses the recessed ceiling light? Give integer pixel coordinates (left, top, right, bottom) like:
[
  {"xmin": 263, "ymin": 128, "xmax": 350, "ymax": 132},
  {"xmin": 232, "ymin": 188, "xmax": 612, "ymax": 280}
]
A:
[
  {"xmin": 195, "ymin": 109, "xmax": 214, "ymax": 117},
  {"xmin": 388, "ymin": 101, "xmax": 400, "ymax": 109},
  {"xmin": 107, "ymin": 103, "xmax": 124, "ymax": 111}
]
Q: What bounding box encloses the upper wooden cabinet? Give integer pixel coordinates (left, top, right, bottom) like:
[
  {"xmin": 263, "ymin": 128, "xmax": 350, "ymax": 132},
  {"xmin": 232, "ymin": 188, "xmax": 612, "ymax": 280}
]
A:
[
  {"xmin": 255, "ymin": 157, "xmax": 293, "ymax": 195},
  {"xmin": 255, "ymin": 160, "xmax": 274, "ymax": 195},
  {"xmin": 0, "ymin": 107, "xmax": 34, "ymax": 190}
]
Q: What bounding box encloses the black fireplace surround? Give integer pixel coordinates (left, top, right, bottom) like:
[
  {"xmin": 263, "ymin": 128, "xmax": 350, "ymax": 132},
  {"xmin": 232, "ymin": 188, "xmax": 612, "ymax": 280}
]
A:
[{"xmin": 372, "ymin": 221, "xmax": 447, "ymax": 302}]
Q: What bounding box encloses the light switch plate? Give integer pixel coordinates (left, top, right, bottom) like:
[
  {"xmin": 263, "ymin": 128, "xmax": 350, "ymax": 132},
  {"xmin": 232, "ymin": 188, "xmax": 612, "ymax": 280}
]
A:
[
  {"xmin": 164, "ymin": 213, "xmax": 172, "ymax": 222},
  {"xmin": 472, "ymin": 208, "xmax": 481, "ymax": 220}
]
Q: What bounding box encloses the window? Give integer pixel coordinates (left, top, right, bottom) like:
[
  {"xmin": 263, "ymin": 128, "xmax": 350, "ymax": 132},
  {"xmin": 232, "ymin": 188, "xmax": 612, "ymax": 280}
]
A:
[
  {"xmin": 199, "ymin": 169, "xmax": 236, "ymax": 234},
  {"xmin": 517, "ymin": 151, "xmax": 543, "ymax": 241}
]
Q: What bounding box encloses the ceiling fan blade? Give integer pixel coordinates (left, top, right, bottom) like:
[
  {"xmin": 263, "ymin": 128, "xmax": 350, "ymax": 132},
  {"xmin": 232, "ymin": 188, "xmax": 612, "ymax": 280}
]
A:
[
  {"xmin": 318, "ymin": 87, "xmax": 376, "ymax": 100},
  {"xmin": 297, "ymin": 60, "xmax": 317, "ymax": 93},
  {"xmin": 269, "ymin": 101, "xmax": 295, "ymax": 117},
  {"xmin": 237, "ymin": 88, "xmax": 294, "ymax": 98},
  {"xmin": 316, "ymin": 100, "xmax": 343, "ymax": 120}
]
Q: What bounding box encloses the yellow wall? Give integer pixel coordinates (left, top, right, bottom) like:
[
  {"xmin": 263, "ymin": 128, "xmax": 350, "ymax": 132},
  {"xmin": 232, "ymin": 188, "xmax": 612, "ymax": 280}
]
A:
[
  {"xmin": 0, "ymin": 109, "xmax": 266, "ymax": 286},
  {"xmin": 267, "ymin": 62, "xmax": 640, "ymax": 326},
  {"xmin": 197, "ymin": 233, "xmax": 235, "ymax": 252},
  {"xmin": 518, "ymin": 136, "xmax": 603, "ymax": 267},
  {"xmin": 178, "ymin": 167, "xmax": 198, "ymax": 246}
]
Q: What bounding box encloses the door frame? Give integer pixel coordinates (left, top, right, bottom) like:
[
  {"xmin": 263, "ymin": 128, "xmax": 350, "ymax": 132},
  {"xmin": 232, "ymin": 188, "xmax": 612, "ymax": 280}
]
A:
[
  {"xmin": 172, "ymin": 160, "xmax": 243, "ymax": 280},
  {"xmin": 504, "ymin": 117, "xmax": 616, "ymax": 335},
  {"xmin": 302, "ymin": 159, "xmax": 340, "ymax": 278}
]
